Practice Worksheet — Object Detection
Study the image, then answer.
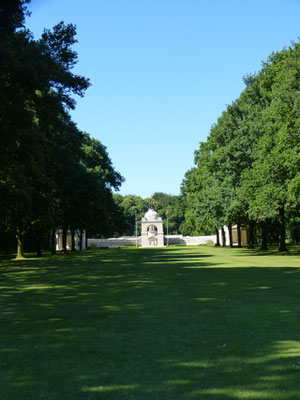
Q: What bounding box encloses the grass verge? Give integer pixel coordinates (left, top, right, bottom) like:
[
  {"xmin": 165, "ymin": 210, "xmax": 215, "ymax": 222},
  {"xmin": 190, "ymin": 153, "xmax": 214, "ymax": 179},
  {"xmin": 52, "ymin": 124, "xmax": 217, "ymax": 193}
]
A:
[{"xmin": 0, "ymin": 245, "xmax": 300, "ymax": 399}]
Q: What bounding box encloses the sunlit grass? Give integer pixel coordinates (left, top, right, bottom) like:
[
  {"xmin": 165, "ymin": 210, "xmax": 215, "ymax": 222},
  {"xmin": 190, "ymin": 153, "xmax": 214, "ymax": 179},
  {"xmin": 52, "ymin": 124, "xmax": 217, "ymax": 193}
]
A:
[
  {"xmin": 0, "ymin": 245, "xmax": 300, "ymax": 399},
  {"xmin": 82, "ymin": 384, "xmax": 140, "ymax": 392}
]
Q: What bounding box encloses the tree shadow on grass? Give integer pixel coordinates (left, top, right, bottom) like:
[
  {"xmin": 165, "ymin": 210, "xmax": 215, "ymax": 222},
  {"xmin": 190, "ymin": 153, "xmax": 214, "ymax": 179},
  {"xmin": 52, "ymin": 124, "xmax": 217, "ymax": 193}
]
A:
[
  {"xmin": 1, "ymin": 248, "xmax": 300, "ymax": 399},
  {"xmin": 234, "ymin": 245, "xmax": 300, "ymax": 257}
]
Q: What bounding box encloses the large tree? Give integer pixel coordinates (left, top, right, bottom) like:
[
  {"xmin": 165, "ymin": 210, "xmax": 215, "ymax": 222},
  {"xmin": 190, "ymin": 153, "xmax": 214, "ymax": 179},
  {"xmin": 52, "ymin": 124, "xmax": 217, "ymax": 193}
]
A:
[
  {"xmin": 183, "ymin": 42, "xmax": 300, "ymax": 251},
  {"xmin": 0, "ymin": 0, "xmax": 126, "ymax": 256},
  {"xmin": 240, "ymin": 44, "xmax": 300, "ymax": 251}
]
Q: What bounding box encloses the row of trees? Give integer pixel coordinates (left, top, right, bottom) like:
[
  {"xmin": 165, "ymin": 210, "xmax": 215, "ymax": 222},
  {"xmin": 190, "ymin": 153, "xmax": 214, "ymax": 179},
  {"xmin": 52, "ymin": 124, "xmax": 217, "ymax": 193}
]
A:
[
  {"xmin": 0, "ymin": 0, "xmax": 124, "ymax": 257},
  {"xmin": 181, "ymin": 43, "xmax": 300, "ymax": 251}
]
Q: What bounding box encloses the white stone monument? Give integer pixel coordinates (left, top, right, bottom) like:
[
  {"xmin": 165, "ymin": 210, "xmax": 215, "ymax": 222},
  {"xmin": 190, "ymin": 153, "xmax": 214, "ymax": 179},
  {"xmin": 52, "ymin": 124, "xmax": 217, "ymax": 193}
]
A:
[{"xmin": 141, "ymin": 209, "xmax": 164, "ymax": 247}]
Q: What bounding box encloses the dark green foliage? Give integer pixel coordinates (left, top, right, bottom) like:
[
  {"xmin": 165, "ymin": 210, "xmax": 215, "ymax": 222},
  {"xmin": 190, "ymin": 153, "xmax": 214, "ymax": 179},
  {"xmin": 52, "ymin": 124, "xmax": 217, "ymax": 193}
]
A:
[
  {"xmin": 183, "ymin": 42, "xmax": 300, "ymax": 250},
  {"xmin": 0, "ymin": 0, "xmax": 30, "ymax": 34},
  {"xmin": 0, "ymin": 0, "xmax": 124, "ymax": 256},
  {"xmin": 113, "ymin": 194, "xmax": 147, "ymax": 236},
  {"xmin": 152, "ymin": 192, "xmax": 185, "ymax": 234}
]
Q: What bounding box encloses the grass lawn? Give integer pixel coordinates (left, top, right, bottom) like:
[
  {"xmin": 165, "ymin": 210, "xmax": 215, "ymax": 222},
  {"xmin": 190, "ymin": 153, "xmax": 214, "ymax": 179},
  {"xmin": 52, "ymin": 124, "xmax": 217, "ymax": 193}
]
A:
[{"xmin": 1, "ymin": 245, "xmax": 300, "ymax": 399}]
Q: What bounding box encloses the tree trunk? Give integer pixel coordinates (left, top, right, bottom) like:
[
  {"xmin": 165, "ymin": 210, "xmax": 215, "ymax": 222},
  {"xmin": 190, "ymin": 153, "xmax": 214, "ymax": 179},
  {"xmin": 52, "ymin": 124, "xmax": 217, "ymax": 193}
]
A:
[
  {"xmin": 221, "ymin": 226, "xmax": 226, "ymax": 247},
  {"xmin": 215, "ymin": 228, "xmax": 220, "ymax": 246},
  {"xmin": 293, "ymin": 217, "xmax": 298, "ymax": 245},
  {"xmin": 71, "ymin": 229, "xmax": 76, "ymax": 252},
  {"xmin": 16, "ymin": 227, "xmax": 24, "ymax": 259},
  {"xmin": 237, "ymin": 222, "xmax": 242, "ymax": 248},
  {"xmin": 62, "ymin": 227, "xmax": 67, "ymax": 253},
  {"xmin": 248, "ymin": 221, "xmax": 255, "ymax": 249},
  {"xmin": 228, "ymin": 224, "xmax": 233, "ymax": 247},
  {"xmin": 51, "ymin": 228, "xmax": 56, "ymax": 255},
  {"xmin": 260, "ymin": 221, "xmax": 268, "ymax": 250},
  {"xmin": 36, "ymin": 230, "xmax": 42, "ymax": 257},
  {"xmin": 278, "ymin": 207, "xmax": 288, "ymax": 252}
]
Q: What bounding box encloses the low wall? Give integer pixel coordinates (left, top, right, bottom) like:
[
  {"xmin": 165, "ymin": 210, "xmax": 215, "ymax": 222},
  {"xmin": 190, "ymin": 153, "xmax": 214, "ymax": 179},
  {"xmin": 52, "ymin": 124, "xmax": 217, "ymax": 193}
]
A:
[
  {"xmin": 88, "ymin": 234, "xmax": 216, "ymax": 248},
  {"xmin": 166, "ymin": 235, "xmax": 216, "ymax": 245},
  {"xmin": 88, "ymin": 237, "xmax": 141, "ymax": 248}
]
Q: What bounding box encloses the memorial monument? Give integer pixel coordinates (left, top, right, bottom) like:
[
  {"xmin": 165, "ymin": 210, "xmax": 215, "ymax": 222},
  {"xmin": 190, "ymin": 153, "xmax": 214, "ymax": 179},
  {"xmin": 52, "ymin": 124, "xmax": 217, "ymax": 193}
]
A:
[{"xmin": 141, "ymin": 208, "xmax": 164, "ymax": 247}]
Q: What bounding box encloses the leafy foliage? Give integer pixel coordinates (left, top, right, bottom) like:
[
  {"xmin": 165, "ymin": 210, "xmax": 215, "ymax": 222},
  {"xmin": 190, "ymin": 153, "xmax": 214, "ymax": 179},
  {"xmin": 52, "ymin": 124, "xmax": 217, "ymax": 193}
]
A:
[
  {"xmin": 114, "ymin": 193, "xmax": 184, "ymax": 236},
  {"xmin": 0, "ymin": 0, "xmax": 124, "ymax": 256},
  {"xmin": 183, "ymin": 42, "xmax": 300, "ymax": 250}
]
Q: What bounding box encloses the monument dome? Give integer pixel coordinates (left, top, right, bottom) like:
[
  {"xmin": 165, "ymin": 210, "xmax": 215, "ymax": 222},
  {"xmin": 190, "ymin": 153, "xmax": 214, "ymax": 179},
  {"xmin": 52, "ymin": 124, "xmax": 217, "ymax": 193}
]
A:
[{"xmin": 144, "ymin": 209, "xmax": 159, "ymax": 221}]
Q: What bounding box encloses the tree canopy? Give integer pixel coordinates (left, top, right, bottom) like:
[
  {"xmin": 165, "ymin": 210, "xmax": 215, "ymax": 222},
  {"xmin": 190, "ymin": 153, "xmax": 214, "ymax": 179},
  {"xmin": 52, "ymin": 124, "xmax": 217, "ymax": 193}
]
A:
[
  {"xmin": 0, "ymin": 0, "xmax": 124, "ymax": 257},
  {"xmin": 182, "ymin": 43, "xmax": 300, "ymax": 250}
]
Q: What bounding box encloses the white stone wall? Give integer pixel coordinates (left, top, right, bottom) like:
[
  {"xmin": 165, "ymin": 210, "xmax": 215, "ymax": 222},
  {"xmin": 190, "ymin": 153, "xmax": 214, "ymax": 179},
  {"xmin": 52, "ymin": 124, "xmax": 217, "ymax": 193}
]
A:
[
  {"xmin": 88, "ymin": 237, "xmax": 141, "ymax": 248},
  {"xmin": 88, "ymin": 234, "xmax": 216, "ymax": 248},
  {"xmin": 165, "ymin": 235, "xmax": 217, "ymax": 245}
]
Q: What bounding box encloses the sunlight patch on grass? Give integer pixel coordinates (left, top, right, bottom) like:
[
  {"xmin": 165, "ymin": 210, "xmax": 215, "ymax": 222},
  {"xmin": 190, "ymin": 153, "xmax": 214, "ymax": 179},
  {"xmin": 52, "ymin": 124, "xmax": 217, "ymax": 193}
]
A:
[
  {"xmin": 101, "ymin": 305, "xmax": 122, "ymax": 312},
  {"xmin": 174, "ymin": 361, "xmax": 212, "ymax": 368},
  {"xmin": 224, "ymin": 341, "xmax": 300, "ymax": 365},
  {"xmin": 14, "ymin": 257, "xmax": 45, "ymax": 261},
  {"xmin": 246, "ymin": 341, "xmax": 300, "ymax": 363},
  {"xmin": 0, "ymin": 348, "xmax": 18, "ymax": 353},
  {"xmin": 196, "ymin": 388, "xmax": 300, "ymax": 399},
  {"xmin": 20, "ymin": 285, "xmax": 53, "ymax": 291},
  {"xmin": 126, "ymin": 280, "xmax": 155, "ymax": 284},
  {"xmin": 194, "ymin": 297, "xmax": 217, "ymax": 302},
  {"xmin": 82, "ymin": 384, "xmax": 139, "ymax": 392},
  {"xmin": 78, "ymin": 292, "xmax": 94, "ymax": 296},
  {"xmin": 260, "ymin": 376, "xmax": 285, "ymax": 382},
  {"xmin": 100, "ymin": 275, "xmax": 128, "ymax": 279},
  {"xmin": 274, "ymin": 341, "xmax": 300, "ymax": 357},
  {"xmin": 124, "ymin": 304, "xmax": 143, "ymax": 310}
]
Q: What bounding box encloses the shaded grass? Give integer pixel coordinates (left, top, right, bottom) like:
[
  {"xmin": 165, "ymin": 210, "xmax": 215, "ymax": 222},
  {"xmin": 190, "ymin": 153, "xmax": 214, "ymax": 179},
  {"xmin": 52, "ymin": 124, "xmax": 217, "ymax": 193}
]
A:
[{"xmin": 0, "ymin": 246, "xmax": 300, "ymax": 399}]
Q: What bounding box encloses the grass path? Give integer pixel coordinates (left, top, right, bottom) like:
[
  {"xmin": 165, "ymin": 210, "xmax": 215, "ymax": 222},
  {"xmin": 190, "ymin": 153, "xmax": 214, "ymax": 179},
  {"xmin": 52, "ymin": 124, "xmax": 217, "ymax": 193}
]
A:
[{"xmin": 0, "ymin": 246, "xmax": 300, "ymax": 399}]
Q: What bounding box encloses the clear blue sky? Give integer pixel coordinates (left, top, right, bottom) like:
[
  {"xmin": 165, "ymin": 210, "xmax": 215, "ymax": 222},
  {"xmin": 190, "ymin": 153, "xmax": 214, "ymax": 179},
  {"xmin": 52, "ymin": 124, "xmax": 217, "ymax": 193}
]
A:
[{"xmin": 26, "ymin": 0, "xmax": 300, "ymax": 198}]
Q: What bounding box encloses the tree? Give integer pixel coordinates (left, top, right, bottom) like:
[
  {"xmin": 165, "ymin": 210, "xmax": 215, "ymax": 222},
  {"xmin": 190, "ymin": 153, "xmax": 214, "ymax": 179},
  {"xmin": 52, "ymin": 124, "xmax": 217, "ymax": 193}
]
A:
[
  {"xmin": 152, "ymin": 192, "xmax": 185, "ymax": 234},
  {"xmin": 183, "ymin": 42, "xmax": 300, "ymax": 251},
  {"xmin": 239, "ymin": 44, "xmax": 300, "ymax": 251},
  {"xmin": 114, "ymin": 195, "xmax": 148, "ymax": 236},
  {"xmin": 0, "ymin": 1, "xmax": 91, "ymax": 256}
]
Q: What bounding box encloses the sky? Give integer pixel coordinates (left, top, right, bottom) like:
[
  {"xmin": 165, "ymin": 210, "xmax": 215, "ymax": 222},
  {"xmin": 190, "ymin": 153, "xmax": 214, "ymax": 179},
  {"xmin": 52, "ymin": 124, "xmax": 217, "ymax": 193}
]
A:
[{"xmin": 26, "ymin": 0, "xmax": 300, "ymax": 198}]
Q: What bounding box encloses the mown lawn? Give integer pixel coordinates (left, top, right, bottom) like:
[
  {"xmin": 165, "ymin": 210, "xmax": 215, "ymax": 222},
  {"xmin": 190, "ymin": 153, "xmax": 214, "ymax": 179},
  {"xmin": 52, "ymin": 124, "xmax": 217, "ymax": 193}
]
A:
[{"xmin": 0, "ymin": 245, "xmax": 300, "ymax": 399}]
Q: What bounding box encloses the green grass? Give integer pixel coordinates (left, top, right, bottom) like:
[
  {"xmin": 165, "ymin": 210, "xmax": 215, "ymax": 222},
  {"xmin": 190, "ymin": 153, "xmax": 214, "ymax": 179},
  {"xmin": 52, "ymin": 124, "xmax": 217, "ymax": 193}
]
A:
[{"xmin": 1, "ymin": 245, "xmax": 300, "ymax": 399}]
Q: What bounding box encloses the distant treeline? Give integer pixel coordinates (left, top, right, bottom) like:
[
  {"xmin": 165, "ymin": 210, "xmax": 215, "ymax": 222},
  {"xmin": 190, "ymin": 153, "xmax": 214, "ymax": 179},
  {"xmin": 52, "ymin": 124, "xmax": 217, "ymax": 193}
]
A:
[{"xmin": 113, "ymin": 192, "xmax": 185, "ymax": 236}]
